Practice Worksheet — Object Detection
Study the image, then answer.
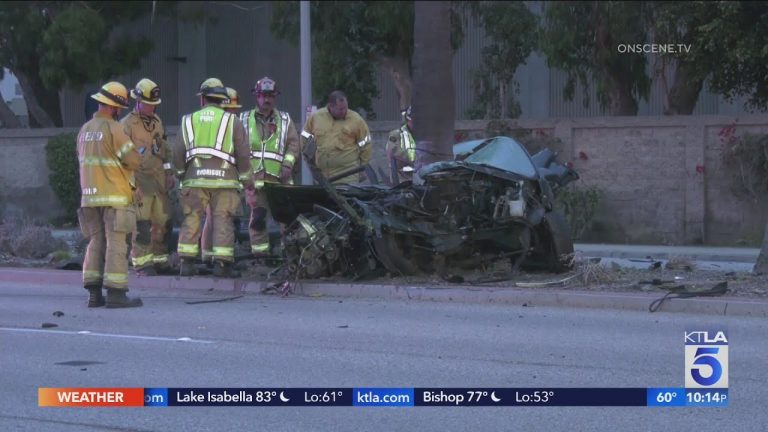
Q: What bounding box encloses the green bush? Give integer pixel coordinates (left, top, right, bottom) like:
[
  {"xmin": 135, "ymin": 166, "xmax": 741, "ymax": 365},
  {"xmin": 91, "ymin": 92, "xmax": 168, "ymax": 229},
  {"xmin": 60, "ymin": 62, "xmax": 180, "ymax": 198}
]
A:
[
  {"xmin": 45, "ymin": 132, "xmax": 80, "ymax": 224},
  {"xmin": 555, "ymin": 183, "xmax": 603, "ymax": 241}
]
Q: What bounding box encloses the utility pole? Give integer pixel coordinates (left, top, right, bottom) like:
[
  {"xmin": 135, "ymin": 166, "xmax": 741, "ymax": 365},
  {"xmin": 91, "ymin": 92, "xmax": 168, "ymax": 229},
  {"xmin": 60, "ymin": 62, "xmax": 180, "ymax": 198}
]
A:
[{"xmin": 300, "ymin": 1, "xmax": 314, "ymax": 185}]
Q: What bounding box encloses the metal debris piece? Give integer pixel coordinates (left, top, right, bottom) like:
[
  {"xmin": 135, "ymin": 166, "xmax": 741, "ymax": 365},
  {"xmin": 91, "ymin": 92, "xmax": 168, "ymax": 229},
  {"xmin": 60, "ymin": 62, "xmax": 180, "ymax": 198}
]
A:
[{"xmin": 184, "ymin": 295, "xmax": 243, "ymax": 305}]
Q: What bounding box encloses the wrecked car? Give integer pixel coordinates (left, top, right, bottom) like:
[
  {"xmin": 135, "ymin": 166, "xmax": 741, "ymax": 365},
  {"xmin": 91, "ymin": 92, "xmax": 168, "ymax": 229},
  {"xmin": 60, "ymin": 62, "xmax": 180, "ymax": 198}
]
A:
[{"xmin": 263, "ymin": 136, "xmax": 579, "ymax": 280}]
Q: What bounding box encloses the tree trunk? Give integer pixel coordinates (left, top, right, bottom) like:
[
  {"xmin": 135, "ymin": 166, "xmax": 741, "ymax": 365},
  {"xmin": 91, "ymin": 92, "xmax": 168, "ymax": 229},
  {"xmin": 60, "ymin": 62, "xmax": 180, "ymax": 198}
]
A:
[
  {"xmin": 0, "ymin": 96, "xmax": 22, "ymax": 128},
  {"xmin": 412, "ymin": 1, "xmax": 455, "ymax": 171},
  {"xmin": 665, "ymin": 61, "xmax": 704, "ymax": 115},
  {"xmin": 14, "ymin": 69, "xmax": 61, "ymax": 127},
  {"xmin": 377, "ymin": 55, "xmax": 413, "ymax": 111},
  {"xmin": 755, "ymin": 219, "xmax": 768, "ymax": 274},
  {"xmin": 605, "ymin": 74, "xmax": 638, "ymax": 116},
  {"xmin": 499, "ymin": 80, "xmax": 507, "ymax": 119}
]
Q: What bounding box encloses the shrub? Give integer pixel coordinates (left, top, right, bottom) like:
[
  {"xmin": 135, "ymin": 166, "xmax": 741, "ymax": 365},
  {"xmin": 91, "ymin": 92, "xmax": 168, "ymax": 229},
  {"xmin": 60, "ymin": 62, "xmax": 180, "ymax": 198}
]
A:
[
  {"xmin": 555, "ymin": 183, "xmax": 603, "ymax": 241},
  {"xmin": 45, "ymin": 132, "xmax": 80, "ymax": 224},
  {"xmin": 1, "ymin": 219, "xmax": 67, "ymax": 259},
  {"xmin": 720, "ymin": 132, "xmax": 768, "ymax": 202}
]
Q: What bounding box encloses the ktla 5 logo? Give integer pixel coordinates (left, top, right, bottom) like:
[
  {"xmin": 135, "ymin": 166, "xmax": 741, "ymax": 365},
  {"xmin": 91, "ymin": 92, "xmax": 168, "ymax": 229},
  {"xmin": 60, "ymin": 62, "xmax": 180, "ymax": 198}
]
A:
[{"xmin": 685, "ymin": 330, "xmax": 728, "ymax": 388}]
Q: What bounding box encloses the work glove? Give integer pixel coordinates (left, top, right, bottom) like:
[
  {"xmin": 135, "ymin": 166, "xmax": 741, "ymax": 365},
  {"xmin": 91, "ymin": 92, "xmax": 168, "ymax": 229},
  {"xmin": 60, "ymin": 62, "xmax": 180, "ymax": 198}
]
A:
[{"xmin": 280, "ymin": 165, "xmax": 293, "ymax": 183}]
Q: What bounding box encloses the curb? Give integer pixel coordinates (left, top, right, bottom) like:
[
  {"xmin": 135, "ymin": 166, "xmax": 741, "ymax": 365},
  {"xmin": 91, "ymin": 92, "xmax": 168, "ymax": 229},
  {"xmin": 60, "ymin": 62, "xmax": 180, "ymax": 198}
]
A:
[{"xmin": 2, "ymin": 267, "xmax": 767, "ymax": 318}]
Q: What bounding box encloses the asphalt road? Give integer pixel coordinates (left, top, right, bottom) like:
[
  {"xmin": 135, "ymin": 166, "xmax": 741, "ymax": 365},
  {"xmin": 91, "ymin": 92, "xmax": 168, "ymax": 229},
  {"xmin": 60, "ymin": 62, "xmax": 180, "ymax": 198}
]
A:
[{"xmin": 1, "ymin": 281, "xmax": 766, "ymax": 432}]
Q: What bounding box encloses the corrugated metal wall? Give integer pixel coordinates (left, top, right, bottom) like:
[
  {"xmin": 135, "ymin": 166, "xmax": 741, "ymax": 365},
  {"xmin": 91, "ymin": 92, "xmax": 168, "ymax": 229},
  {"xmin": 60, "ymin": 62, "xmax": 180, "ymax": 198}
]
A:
[
  {"xmin": 58, "ymin": 1, "xmax": 760, "ymax": 128},
  {"xmin": 60, "ymin": 8, "xmax": 180, "ymax": 127}
]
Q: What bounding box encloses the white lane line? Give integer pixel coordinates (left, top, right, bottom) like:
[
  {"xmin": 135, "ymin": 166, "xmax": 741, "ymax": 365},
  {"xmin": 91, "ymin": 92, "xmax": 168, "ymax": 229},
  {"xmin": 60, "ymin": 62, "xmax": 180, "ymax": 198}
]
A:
[{"xmin": 0, "ymin": 327, "xmax": 214, "ymax": 344}]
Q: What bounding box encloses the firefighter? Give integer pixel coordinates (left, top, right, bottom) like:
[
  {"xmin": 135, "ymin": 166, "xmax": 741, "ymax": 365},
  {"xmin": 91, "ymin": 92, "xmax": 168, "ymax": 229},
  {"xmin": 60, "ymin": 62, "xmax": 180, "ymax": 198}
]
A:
[
  {"xmin": 76, "ymin": 81, "xmax": 143, "ymax": 308},
  {"xmin": 200, "ymin": 87, "xmax": 244, "ymax": 264},
  {"xmin": 174, "ymin": 78, "xmax": 252, "ymax": 278},
  {"xmin": 239, "ymin": 77, "xmax": 300, "ymax": 257},
  {"xmin": 120, "ymin": 78, "xmax": 175, "ymax": 276},
  {"xmin": 386, "ymin": 105, "xmax": 416, "ymax": 185},
  {"xmin": 301, "ymin": 90, "xmax": 372, "ymax": 184}
]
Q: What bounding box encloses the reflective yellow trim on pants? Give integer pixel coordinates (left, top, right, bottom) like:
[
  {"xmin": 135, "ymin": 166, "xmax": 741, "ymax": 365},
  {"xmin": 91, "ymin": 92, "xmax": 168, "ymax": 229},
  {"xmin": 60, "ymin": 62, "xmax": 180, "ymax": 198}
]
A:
[
  {"xmin": 153, "ymin": 254, "xmax": 169, "ymax": 264},
  {"xmin": 83, "ymin": 270, "xmax": 103, "ymax": 283},
  {"xmin": 132, "ymin": 253, "xmax": 154, "ymax": 268},
  {"xmin": 104, "ymin": 272, "xmax": 128, "ymax": 287},
  {"xmin": 251, "ymin": 243, "xmax": 269, "ymax": 253},
  {"xmin": 212, "ymin": 246, "xmax": 234, "ymax": 258},
  {"xmin": 178, "ymin": 243, "xmax": 199, "ymax": 256}
]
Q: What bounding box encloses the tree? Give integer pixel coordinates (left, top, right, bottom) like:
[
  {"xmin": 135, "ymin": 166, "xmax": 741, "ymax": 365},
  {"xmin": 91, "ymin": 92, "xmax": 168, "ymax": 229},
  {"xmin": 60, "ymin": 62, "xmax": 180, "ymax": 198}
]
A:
[
  {"xmin": 412, "ymin": 1, "xmax": 455, "ymax": 171},
  {"xmin": 686, "ymin": 1, "xmax": 768, "ymax": 112},
  {"xmin": 648, "ymin": 1, "xmax": 723, "ymax": 115},
  {"xmin": 539, "ymin": 1, "xmax": 651, "ymax": 116},
  {"xmin": 466, "ymin": 1, "xmax": 537, "ymax": 120},
  {"xmin": 0, "ymin": 2, "xmax": 156, "ymax": 127},
  {"xmin": 270, "ymin": 1, "xmax": 465, "ymax": 117}
]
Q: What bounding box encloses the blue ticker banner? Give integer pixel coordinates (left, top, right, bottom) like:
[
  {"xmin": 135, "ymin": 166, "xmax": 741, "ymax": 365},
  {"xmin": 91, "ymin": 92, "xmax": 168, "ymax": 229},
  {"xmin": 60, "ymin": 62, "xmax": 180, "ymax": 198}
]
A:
[{"xmin": 122, "ymin": 387, "xmax": 729, "ymax": 407}]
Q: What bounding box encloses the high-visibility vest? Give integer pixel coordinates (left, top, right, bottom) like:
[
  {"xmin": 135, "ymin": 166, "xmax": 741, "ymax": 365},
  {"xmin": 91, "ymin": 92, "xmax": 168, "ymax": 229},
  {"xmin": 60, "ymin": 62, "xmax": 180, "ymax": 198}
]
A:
[
  {"xmin": 181, "ymin": 107, "xmax": 235, "ymax": 164},
  {"xmin": 240, "ymin": 109, "xmax": 292, "ymax": 178},
  {"xmin": 399, "ymin": 125, "xmax": 416, "ymax": 162}
]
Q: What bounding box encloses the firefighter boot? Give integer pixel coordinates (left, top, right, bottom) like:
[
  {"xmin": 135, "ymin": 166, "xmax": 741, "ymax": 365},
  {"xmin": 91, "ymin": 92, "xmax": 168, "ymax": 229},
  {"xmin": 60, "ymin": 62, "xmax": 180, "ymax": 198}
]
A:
[
  {"xmin": 179, "ymin": 258, "xmax": 198, "ymax": 277},
  {"xmin": 105, "ymin": 289, "xmax": 143, "ymax": 309},
  {"xmin": 85, "ymin": 285, "xmax": 105, "ymax": 308},
  {"xmin": 213, "ymin": 260, "xmax": 241, "ymax": 278}
]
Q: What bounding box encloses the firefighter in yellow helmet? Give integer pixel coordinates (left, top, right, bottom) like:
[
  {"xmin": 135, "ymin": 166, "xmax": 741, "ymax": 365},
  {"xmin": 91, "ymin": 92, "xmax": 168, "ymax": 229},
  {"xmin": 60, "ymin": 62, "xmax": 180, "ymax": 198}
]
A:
[
  {"xmin": 77, "ymin": 81, "xmax": 143, "ymax": 308},
  {"xmin": 120, "ymin": 78, "xmax": 175, "ymax": 276},
  {"xmin": 386, "ymin": 105, "xmax": 416, "ymax": 185},
  {"xmin": 173, "ymin": 78, "xmax": 253, "ymax": 277},
  {"xmin": 201, "ymin": 87, "xmax": 244, "ymax": 264},
  {"xmin": 240, "ymin": 77, "xmax": 300, "ymax": 258}
]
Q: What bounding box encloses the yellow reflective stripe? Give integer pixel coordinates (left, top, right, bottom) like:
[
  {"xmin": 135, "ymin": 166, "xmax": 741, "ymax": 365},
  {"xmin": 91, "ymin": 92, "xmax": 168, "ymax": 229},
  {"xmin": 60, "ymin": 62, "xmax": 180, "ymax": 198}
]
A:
[
  {"xmin": 82, "ymin": 195, "xmax": 130, "ymax": 206},
  {"xmin": 79, "ymin": 156, "xmax": 121, "ymax": 167},
  {"xmin": 181, "ymin": 178, "xmax": 241, "ymax": 189},
  {"xmin": 212, "ymin": 246, "xmax": 234, "ymax": 257},
  {"xmin": 254, "ymin": 180, "xmax": 265, "ymax": 189},
  {"xmin": 238, "ymin": 173, "xmax": 251, "ymax": 182},
  {"xmin": 116, "ymin": 141, "xmax": 136, "ymax": 160},
  {"xmin": 284, "ymin": 153, "xmax": 296, "ymax": 166},
  {"xmin": 357, "ymin": 135, "xmax": 370, "ymax": 148},
  {"xmin": 104, "ymin": 272, "xmax": 128, "ymax": 285},
  {"xmin": 83, "ymin": 270, "xmax": 103, "ymax": 280},
  {"xmin": 251, "ymin": 243, "xmax": 269, "ymax": 253},
  {"xmin": 132, "ymin": 254, "xmax": 154, "ymax": 268},
  {"xmin": 301, "ymin": 130, "xmax": 313, "ymax": 139},
  {"xmin": 178, "ymin": 243, "xmax": 199, "ymax": 255},
  {"xmin": 153, "ymin": 254, "xmax": 169, "ymax": 263}
]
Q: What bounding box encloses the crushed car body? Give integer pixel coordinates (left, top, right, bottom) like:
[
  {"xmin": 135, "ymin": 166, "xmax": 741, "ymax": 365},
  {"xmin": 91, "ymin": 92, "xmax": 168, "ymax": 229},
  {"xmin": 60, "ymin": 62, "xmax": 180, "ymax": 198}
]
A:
[{"xmin": 263, "ymin": 136, "xmax": 580, "ymax": 280}]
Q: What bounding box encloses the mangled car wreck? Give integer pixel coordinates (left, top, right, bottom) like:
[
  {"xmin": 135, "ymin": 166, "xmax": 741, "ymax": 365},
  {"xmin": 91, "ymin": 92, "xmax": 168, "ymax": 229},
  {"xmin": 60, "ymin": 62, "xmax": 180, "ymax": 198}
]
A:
[{"xmin": 264, "ymin": 136, "xmax": 579, "ymax": 280}]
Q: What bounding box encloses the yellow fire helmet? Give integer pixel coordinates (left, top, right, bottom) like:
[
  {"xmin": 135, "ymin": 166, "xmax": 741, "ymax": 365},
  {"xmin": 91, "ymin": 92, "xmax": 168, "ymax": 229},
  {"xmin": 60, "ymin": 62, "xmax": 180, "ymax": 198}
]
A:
[
  {"xmin": 221, "ymin": 87, "xmax": 242, "ymax": 109},
  {"xmin": 197, "ymin": 77, "xmax": 228, "ymax": 99},
  {"xmin": 91, "ymin": 82, "xmax": 129, "ymax": 109},
  {"xmin": 130, "ymin": 78, "xmax": 161, "ymax": 105}
]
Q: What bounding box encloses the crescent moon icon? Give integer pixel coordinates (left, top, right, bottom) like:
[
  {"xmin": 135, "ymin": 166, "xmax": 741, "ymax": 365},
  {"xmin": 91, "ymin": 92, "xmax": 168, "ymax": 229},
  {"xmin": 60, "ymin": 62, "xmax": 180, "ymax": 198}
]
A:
[
  {"xmin": 279, "ymin": 391, "xmax": 290, "ymax": 402},
  {"xmin": 491, "ymin": 392, "xmax": 501, "ymax": 402}
]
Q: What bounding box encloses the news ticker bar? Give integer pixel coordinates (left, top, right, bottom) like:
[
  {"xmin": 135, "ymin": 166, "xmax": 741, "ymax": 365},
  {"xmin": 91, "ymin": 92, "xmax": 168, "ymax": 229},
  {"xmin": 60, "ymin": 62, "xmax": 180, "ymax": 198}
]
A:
[{"xmin": 38, "ymin": 387, "xmax": 728, "ymax": 408}]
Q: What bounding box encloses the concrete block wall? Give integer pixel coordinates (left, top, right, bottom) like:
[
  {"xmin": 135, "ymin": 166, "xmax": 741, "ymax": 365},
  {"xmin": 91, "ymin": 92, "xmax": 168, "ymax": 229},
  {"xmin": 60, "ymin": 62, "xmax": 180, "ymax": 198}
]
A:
[{"xmin": 1, "ymin": 115, "xmax": 767, "ymax": 246}]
